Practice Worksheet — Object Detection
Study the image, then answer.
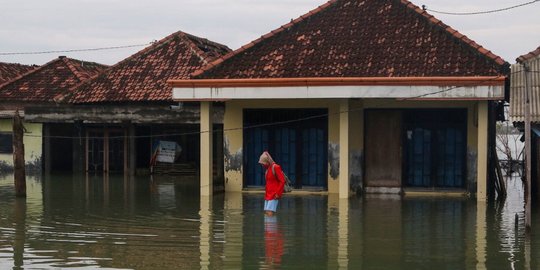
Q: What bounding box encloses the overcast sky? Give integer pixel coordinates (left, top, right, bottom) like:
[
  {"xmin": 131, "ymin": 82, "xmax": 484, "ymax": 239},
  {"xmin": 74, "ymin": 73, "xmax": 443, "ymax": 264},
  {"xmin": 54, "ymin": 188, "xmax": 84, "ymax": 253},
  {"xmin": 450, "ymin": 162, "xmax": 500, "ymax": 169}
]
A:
[{"xmin": 1, "ymin": 0, "xmax": 539, "ymax": 66}]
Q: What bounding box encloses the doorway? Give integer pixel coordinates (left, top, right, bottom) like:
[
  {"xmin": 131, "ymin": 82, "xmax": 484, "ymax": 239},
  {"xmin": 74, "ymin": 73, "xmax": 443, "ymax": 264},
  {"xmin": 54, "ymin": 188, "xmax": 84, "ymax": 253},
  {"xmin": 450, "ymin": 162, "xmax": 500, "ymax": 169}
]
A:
[
  {"xmin": 243, "ymin": 109, "xmax": 328, "ymax": 189},
  {"xmin": 86, "ymin": 128, "xmax": 127, "ymax": 173},
  {"xmin": 403, "ymin": 109, "xmax": 467, "ymax": 188}
]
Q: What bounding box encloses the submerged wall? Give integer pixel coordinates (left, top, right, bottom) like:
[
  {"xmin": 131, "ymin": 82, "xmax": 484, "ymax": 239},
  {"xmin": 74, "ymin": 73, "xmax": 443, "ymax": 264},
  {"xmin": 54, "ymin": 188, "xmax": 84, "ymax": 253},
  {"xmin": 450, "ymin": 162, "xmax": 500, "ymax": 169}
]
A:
[
  {"xmin": 223, "ymin": 99, "xmax": 341, "ymax": 193},
  {"xmin": 0, "ymin": 119, "xmax": 42, "ymax": 174},
  {"xmin": 221, "ymin": 98, "xmax": 488, "ymax": 199}
]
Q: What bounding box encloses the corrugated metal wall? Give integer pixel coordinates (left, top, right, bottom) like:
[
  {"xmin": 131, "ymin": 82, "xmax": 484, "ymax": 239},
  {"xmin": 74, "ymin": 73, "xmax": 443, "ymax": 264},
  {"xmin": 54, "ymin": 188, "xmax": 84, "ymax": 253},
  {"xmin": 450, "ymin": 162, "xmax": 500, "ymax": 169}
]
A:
[{"xmin": 510, "ymin": 55, "xmax": 540, "ymax": 123}]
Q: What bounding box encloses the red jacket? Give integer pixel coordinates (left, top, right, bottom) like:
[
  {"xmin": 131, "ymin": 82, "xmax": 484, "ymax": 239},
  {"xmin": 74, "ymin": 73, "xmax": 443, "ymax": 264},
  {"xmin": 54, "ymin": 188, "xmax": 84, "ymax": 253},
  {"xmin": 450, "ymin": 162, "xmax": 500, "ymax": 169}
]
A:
[{"xmin": 265, "ymin": 163, "xmax": 286, "ymax": 200}]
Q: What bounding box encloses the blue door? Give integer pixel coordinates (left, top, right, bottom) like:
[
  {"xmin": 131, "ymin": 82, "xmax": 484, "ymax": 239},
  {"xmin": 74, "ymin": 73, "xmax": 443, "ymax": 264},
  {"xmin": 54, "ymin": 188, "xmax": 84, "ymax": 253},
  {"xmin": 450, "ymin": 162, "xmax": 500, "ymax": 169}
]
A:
[
  {"xmin": 302, "ymin": 128, "xmax": 326, "ymax": 186},
  {"xmin": 244, "ymin": 109, "xmax": 327, "ymax": 188},
  {"xmin": 244, "ymin": 128, "xmax": 269, "ymax": 187},
  {"xmin": 404, "ymin": 110, "xmax": 466, "ymax": 188}
]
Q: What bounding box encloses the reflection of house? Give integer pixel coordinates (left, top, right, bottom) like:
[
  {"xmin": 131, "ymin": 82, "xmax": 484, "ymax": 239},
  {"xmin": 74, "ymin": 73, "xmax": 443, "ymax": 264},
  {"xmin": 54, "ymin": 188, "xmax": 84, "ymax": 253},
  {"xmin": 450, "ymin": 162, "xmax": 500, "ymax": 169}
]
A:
[
  {"xmin": 171, "ymin": 0, "xmax": 509, "ymax": 200},
  {"xmin": 26, "ymin": 31, "xmax": 230, "ymax": 176},
  {"xmin": 509, "ymin": 45, "xmax": 540, "ymax": 200},
  {"xmin": 0, "ymin": 58, "xmax": 105, "ymax": 173}
]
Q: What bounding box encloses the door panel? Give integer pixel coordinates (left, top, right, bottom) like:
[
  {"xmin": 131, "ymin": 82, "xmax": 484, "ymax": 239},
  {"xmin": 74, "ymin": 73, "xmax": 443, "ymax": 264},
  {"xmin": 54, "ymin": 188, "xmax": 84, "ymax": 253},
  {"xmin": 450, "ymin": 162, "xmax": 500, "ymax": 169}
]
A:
[
  {"xmin": 274, "ymin": 128, "xmax": 297, "ymax": 186},
  {"xmin": 86, "ymin": 129, "xmax": 126, "ymax": 173},
  {"xmin": 404, "ymin": 110, "xmax": 466, "ymax": 188},
  {"xmin": 87, "ymin": 131, "xmax": 104, "ymax": 172},
  {"xmin": 244, "ymin": 128, "xmax": 269, "ymax": 187},
  {"xmin": 302, "ymin": 128, "xmax": 326, "ymax": 187},
  {"xmin": 406, "ymin": 128, "xmax": 432, "ymax": 187},
  {"xmin": 365, "ymin": 110, "xmax": 402, "ymax": 187}
]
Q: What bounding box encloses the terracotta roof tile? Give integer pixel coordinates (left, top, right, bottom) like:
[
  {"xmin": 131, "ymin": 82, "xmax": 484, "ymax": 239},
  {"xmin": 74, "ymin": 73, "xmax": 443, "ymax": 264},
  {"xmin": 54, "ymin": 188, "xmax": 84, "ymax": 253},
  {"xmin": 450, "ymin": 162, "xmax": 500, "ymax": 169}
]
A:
[
  {"xmin": 67, "ymin": 31, "xmax": 230, "ymax": 104},
  {"xmin": 517, "ymin": 45, "xmax": 540, "ymax": 63},
  {"xmin": 0, "ymin": 57, "xmax": 106, "ymax": 103},
  {"xmin": 0, "ymin": 62, "xmax": 38, "ymax": 85},
  {"xmin": 194, "ymin": 0, "xmax": 508, "ymax": 79}
]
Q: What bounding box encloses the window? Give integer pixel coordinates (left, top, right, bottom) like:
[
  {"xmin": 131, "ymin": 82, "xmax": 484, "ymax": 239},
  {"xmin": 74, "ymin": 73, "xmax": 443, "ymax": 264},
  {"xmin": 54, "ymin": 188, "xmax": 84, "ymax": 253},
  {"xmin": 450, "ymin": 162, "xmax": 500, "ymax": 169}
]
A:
[{"xmin": 0, "ymin": 132, "xmax": 13, "ymax": 153}]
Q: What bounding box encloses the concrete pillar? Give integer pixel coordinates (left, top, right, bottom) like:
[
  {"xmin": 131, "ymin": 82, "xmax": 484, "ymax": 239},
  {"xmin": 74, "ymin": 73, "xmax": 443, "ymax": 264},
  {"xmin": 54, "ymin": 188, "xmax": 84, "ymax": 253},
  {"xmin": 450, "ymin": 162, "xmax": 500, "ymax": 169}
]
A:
[
  {"xmin": 43, "ymin": 124, "xmax": 51, "ymax": 174},
  {"xmin": 128, "ymin": 124, "xmax": 136, "ymax": 176},
  {"xmin": 477, "ymin": 101, "xmax": 488, "ymax": 201},
  {"xmin": 200, "ymin": 102, "xmax": 213, "ymax": 196},
  {"xmin": 72, "ymin": 121, "xmax": 84, "ymax": 173},
  {"xmin": 339, "ymin": 100, "xmax": 350, "ymax": 198},
  {"xmin": 223, "ymin": 101, "xmax": 243, "ymax": 192}
]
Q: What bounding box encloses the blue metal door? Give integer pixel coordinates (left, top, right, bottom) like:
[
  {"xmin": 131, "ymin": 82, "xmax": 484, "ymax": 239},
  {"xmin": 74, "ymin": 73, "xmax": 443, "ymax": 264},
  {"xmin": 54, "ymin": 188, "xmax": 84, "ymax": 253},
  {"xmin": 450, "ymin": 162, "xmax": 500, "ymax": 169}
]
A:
[
  {"xmin": 302, "ymin": 128, "xmax": 326, "ymax": 186},
  {"xmin": 404, "ymin": 110, "xmax": 466, "ymax": 188},
  {"xmin": 244, "ymin": 128, "xmax": 269, "ymax": 187},
  {"xmin": 274, "ymin": 128, "xmax": 297, "ymax": 186},
  {"xmin": 244, "ymin": 109, "xmax": 327, "ymax": 188}
]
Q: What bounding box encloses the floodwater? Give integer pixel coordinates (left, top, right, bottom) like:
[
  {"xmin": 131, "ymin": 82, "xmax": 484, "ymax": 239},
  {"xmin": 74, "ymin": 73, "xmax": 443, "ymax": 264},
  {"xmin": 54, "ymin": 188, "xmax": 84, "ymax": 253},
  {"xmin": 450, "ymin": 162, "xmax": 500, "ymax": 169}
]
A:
[{"xmin": 0, "ymin": 174, "xmax": 539, "ymax": 269}]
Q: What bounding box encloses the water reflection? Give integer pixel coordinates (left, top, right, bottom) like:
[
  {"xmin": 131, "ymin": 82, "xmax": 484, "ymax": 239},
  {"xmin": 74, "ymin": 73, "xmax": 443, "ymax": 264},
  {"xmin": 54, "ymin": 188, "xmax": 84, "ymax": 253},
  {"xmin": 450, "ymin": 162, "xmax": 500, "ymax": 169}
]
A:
[
  {"xmin": 263, "ymin": 215, "xmax": 283, "ymax": 268},
  {"xmin": 0, "ymin": 174, "xmax": 538, "ymax": 269}
]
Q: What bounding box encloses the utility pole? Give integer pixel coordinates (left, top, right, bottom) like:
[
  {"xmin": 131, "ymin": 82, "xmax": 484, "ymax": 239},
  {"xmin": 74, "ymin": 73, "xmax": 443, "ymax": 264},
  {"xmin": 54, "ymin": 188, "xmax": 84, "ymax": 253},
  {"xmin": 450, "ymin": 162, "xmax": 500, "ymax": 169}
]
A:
[
  {"xmin": 522, "ymin": 63, "xmax": 532, "ymax": 232},
  {"xmin": 13, "ymin": 110, "xmax": 26, "ymax": 197}
]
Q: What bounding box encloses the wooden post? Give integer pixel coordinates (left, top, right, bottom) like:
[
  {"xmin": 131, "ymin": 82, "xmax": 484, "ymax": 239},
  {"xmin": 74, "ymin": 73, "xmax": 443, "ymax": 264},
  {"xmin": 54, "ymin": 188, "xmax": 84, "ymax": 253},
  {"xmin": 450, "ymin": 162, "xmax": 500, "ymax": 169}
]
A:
[
  {"xmin": 523, "ymin": 63, "xmax": 532, "ymax": 232},
  {"xmin": 13, "ymin": 110, "xmax": 26, "ymax": 197}
]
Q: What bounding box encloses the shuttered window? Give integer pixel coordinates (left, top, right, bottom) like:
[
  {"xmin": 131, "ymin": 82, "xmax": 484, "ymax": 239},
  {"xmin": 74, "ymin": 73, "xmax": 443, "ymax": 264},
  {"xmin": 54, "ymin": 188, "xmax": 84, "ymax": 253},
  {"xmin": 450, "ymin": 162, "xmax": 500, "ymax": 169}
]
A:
[{"xmin": 0, "ymin": 132, "xmax": 13, "ymax": 153}]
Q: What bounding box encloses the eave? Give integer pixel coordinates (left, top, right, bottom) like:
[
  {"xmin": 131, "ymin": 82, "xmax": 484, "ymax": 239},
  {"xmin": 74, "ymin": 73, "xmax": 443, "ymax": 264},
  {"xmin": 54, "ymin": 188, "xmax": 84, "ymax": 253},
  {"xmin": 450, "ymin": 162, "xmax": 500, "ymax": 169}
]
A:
[{"xmin": 169, "ymin": 76, "xmax": 506, "ymax": 101}]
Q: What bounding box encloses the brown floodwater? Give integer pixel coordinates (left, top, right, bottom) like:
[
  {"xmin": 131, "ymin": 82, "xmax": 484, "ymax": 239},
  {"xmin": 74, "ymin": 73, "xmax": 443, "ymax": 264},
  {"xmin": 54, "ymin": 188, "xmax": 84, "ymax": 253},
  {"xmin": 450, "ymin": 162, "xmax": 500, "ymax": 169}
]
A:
[{"xmin": 0, "ymin": 173, "xmax": 538, "ymax": 269}]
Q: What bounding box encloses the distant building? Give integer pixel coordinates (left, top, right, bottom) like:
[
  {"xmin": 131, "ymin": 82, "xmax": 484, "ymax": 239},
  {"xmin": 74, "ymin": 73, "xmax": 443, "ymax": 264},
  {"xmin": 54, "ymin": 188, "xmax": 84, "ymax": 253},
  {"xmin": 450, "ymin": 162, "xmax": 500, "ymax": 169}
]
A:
[
  {"xmin": 26, "ymin": 31, "xmax": 230, "ymax": 178},
  {"xmin": 509, "ymin": 45, "xmax": 540, "ymax": 200},
  {"xmin": 0, "ymin": 57, "xmax": 105, "ymax": 173}
]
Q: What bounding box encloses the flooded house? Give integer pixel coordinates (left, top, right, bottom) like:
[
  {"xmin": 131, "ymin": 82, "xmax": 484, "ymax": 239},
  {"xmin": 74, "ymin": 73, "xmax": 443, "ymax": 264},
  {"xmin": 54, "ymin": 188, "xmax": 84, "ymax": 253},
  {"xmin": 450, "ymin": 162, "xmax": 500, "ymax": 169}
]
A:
[
  {"xmin": 0, "ymin": 58, "xmax": 105, "ymax": 174},
  {"xmin": 170, "ymin": 0, "xmax": 510, "ymax": 200},
  {"xmin": 510, "ymin": 45, "xmax": 540, "ymax": 200},
  {"xmin": 25, "ymin": 31, "xmax": 231, "ymax": 178}
]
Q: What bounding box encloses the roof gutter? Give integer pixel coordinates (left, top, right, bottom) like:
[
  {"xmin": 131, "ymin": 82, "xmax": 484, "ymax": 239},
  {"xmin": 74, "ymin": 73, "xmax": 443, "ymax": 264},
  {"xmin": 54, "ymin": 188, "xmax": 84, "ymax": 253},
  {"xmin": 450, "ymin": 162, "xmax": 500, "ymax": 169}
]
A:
[{"xmin": 168, "ymin": 76, "xmax": 505, "ymax": 88}]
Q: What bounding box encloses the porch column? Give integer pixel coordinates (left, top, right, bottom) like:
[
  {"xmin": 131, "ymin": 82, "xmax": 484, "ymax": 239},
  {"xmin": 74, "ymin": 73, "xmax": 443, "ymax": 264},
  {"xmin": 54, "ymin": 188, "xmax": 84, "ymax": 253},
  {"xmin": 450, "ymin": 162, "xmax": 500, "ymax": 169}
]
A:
[
  {"xmin": 43, "ymin": 124, "xmax": 51, "ymax": 174},
  {"xmin": 477, "ymin": 102, "xmax": 488, "ymax": 201},
  {"xmin": 200, "ymin": 102, "xmax": 213, "ymax": 196},
  {"xmin": 128, "ymin": 124, "xmax": 136, "ymax": 176},
  {"xmin": 339, "ymin": 100, "xmax": 350, "ymax": 198}
]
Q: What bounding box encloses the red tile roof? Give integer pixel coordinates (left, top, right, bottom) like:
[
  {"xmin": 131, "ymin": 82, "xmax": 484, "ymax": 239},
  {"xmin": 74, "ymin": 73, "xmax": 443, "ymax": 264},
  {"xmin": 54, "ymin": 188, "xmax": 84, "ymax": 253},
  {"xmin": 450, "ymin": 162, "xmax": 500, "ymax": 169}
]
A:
[
  {"xmin": 68, "ymin": 31, "xmax": 231, "ymax": 104},
  {"xmin": 0, "ymin": 62, "xmax": 38, "ymax": 85},
  {"xmin": 0, "ymin": 57, "xmax": 106, "ymax": 102},
  {"xmin": 194, "ymin": 0, "xmax": 508, "ymax": 79},
  {"xmin": 517, "ymin": 45, "xmax": 540, "ymax": 63}
]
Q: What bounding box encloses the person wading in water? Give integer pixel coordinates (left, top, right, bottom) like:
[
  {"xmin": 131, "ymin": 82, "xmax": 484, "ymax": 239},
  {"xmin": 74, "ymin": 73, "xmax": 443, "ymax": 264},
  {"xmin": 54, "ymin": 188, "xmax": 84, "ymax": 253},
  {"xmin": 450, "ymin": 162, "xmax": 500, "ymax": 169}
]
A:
[{"xmin": 258, "ymin": 151, "xmax": 285, "ymax": 216}]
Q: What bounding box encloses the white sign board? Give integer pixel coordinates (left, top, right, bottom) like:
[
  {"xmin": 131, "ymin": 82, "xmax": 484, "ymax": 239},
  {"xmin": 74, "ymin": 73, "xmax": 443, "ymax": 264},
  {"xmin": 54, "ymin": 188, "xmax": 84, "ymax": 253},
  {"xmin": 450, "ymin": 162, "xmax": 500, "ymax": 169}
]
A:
[{"xmin": 156, "ymin": 141, "xmax": 182, "ymax": 163}]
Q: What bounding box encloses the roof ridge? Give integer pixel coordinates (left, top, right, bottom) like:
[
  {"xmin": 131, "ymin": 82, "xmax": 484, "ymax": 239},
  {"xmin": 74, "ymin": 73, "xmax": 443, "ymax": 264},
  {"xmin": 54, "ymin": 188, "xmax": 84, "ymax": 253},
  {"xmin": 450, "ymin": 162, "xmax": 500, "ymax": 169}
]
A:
[
  {"xmin": 517, "ymin": 45, "xmax": 540, "ymax": 63},
  {"xmin": 61, "ymin": 57, "xmax": 86, "ymax": 82},
  {"xmin": 192, "ymin": 0, "xmax": 508, "ymax": 78},
  {"xmin": 180, "ymin": 33, "xmax": 213, "ymax": 66},
  {"xmin": 399, "ymin": 0, "xmax": 507, "ymax": 67},
  {"xmin": 190, "ymin": 0, "xmax": 339, "ymax": 78},
  {"xmin": 182, "ymin": 33, "xmax": 231, "ymax": 64},
  {"xmin": 0, "ymin": 57, "xmax": 61, "ymax": 90},
  {"xmin": 59, "ymin": 32, "xmax": 185, "ymax": 103},
  {"xmin": 62, "ymin": 30, "xmax": 229, "ymax": 103},
  {"xmin": 61, "ymin": 57, "xmax": 107, "ymax": 81}
]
